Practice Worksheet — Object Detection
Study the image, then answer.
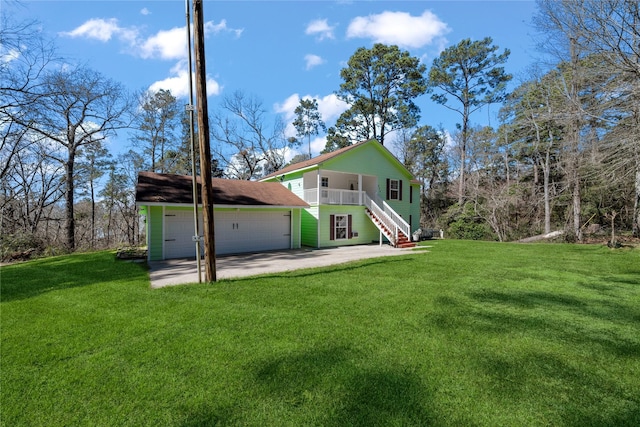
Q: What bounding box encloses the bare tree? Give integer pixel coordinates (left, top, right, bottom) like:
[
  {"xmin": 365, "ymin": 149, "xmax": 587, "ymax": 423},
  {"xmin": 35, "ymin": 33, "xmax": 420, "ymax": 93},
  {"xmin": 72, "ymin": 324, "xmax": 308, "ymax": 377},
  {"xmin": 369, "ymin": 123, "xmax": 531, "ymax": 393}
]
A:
[
  {"xmin": 211, "ymin": 91, "xmax": 292, "ymax": 180},
  {"xmin": 8, "ymin": 65, "xmax": 131, "ymax": 251},
  {"xmin": 1, "ymin": 15, "xmax": 58, "ymax": 180},
  {"xmin": 1, "ymin": 138, "xmax": 64, "ymax": 237}
]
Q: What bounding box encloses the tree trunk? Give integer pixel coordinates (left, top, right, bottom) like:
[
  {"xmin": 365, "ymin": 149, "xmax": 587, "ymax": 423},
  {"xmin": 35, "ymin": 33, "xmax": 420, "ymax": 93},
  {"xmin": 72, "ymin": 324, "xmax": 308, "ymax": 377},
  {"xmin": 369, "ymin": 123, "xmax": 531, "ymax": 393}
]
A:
[
  {"xmin": 543, "ymin": 146, "xmax": 551, "ymax": 234},
  {"xmin": 634, "ymin": 157, "xmax": 640, "ymax": 237},
  {"xmin": 458, "ymin": 106, "xmax": 469, "ymax": 206},
  {"xmin": 90, "ymin": 171, "xmax": 95, "ymax": 249},
  {"xmin": 65, "ymin": 149, "xmax": 76, "ymax": 251},
  {"xmin": 569, "ymin": 37, "xmax": 582, "ymax": 242}
]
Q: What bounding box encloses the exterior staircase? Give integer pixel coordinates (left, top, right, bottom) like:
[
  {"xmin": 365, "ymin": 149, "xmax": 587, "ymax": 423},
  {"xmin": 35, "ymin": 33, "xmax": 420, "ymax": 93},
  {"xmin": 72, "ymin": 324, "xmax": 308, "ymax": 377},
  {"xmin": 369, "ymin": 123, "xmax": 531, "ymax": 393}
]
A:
[{"xmin": 364, "ymin": 196, "xmax": 416, "ymax": 249}]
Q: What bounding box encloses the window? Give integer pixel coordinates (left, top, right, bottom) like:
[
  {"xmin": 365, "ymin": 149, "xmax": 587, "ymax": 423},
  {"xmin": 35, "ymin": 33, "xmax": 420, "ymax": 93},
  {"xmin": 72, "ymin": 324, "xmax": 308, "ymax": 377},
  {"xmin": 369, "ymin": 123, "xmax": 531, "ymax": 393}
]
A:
[
  {"xmin": 335, "ymin": 215, "xmax": 348, "ymax": 239},
  {"xmin": 387, "ymin": 179, "xmax": 401, "ymax": 200},
  {"xmin": 330, "ymin": 214, "xmax": 352, "ymax": 240},
  {"xmin": 321, "ymin": 177, "xmax": 329, "ymax": 187}
]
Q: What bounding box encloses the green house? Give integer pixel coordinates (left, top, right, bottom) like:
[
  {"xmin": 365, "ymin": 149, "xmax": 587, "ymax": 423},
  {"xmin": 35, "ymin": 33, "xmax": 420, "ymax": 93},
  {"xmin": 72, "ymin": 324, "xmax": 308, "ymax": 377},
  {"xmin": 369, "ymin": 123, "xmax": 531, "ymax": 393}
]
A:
[{"xmin": 261, "ymin": 139, "xmax": 420, "ymax": 249}]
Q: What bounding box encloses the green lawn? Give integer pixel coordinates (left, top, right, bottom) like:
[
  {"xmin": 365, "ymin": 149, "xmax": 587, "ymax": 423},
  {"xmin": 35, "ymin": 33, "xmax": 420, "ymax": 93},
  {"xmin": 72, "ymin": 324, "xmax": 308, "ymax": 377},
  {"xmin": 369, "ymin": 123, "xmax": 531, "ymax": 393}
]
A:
[{"xmin": 1, "ymin": 241, "xmax": 639, "ymax": 426}]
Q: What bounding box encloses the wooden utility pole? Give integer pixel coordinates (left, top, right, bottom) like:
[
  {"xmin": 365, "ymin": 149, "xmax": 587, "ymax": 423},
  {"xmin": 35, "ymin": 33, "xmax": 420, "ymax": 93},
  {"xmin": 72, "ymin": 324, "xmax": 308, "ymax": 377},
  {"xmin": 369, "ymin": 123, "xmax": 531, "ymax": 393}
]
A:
[{"xmin": 193, "ymin": 0, "xmax": 216, "ymax": 281}]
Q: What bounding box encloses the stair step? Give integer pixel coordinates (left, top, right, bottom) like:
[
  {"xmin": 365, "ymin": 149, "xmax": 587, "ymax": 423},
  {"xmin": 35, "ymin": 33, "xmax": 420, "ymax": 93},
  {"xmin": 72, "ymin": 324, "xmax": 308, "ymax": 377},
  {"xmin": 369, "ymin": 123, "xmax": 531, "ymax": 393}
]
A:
[{"xmin": 397, "ymin": 243, "xmax": 416, "ymax": 248}]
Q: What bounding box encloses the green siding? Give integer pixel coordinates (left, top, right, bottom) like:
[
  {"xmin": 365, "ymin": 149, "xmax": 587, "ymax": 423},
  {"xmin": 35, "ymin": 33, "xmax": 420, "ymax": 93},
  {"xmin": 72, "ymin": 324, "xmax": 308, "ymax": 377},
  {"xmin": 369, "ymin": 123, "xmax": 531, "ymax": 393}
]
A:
[
  {"xmin": 291, "ymin": 208, "xmax": 301, "ymax": 249},
  {"xmin": 325, "ymin": 142, "xmax": 418, "ymax": 234},
  {"xmin": 301, "ymin": 207, "xmax": 318, "ymax": 247},
  {"xmin": 266, "ymin": 140, "xmax": 423, "ymax": 246},
  {"xmin": 410, "ymin": 183, "xmax": 421, "ymax": 232},
  {"xmin": 323, "ymin": 141, "xmax": 412, "ymax": 181},
  {"xmin": 148, "ymin": 205, "xmax": 164, "ymax": 261},
  {"xmin": 318, "ymin": 205, "xmax": 380, "ymax": 248}
]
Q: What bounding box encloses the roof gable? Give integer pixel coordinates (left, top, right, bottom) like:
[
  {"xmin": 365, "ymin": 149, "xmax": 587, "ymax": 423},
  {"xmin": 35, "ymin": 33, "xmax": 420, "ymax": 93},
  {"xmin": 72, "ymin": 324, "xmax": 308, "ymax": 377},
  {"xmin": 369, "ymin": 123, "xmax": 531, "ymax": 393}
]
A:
[
  {"xmin": 136, "ymin": 171, "xmax": 308, "ymax": 207},
  {"xmin": 262, "ymin": 139, "xmax": 415, "ymax": 181},
  {"xmin": 261, "ymin": 140, "xmax": 371, "ymax": 180}
]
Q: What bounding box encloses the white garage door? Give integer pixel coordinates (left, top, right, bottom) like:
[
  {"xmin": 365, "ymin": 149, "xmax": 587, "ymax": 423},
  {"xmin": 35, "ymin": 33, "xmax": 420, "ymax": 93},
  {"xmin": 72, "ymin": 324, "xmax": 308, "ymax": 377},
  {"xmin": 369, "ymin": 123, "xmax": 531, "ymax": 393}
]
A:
[{"xmin": 164, "ymin": 209, "xmax": 291, "ymax": 259}]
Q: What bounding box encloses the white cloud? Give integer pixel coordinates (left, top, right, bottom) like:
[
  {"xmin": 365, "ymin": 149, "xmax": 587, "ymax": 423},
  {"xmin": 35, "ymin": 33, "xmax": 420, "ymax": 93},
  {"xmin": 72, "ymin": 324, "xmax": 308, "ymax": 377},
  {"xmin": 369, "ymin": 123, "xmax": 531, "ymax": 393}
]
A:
[
  {"xmin": 305, "ymin": 19, "xmax": 335, "ymax": 40},
  {"xmin": 62, "ymin": 18, "xmax": 242, "ymax": 61},
  {"xmin": 275, "ymin": 93, "xmax": 350, "ymax": 157},
  {"xmin": 139, "ymin": 26, "xmax": 187, "ymax": 60},
  {"xmin": 140, "ymin": 8, "xmax": 151, "ymax": 16},
  {"xmin": 1, "ymin": 47, "xmax": 20, "ymax": 64},
  {"xmin": 205, "ymin": 19, "xmax": 244, "ymax": 38},
  {"xmin": 346, "ymin": 10, "xmax": 450, "ymax": 48},
  {"xmin": 275, "ymin": 93, "xmax": 349, "ymax": 148},
  {"xmin": 304, "ymin": 54, "xmax": 325, "ymax": 70},
  {"xmin": 275, "ymin": 94, "xmax": 301, "ymax": 120},
  {"xmin": 276, "ymin": 93, "xmax": 348, "ymax": 124},
  {"xmin": 316, "ymin": 93, "xmax": 349, "ymax": 123},
  {"xmin": 310, "ymin": 136, "xmax": 327, "ymax": 155},
  {"xmin": 62, "ymin": 18, "xmax": 124, "ymax": 42},
  {"xmin": 148, "ymin": 61, "xmax": 221, "ymax": 99},
  {"xmin": 138, "ymin": 21, "xmax": 242, "ymax": 60}
]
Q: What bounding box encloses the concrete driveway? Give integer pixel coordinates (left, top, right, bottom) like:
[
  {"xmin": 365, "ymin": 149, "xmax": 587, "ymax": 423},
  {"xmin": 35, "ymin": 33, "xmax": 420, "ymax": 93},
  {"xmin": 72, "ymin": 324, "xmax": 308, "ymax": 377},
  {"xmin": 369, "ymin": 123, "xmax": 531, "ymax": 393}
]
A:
[{"xmin": 148, "ymin": 244, "xmax": 418, "ymax": 288}]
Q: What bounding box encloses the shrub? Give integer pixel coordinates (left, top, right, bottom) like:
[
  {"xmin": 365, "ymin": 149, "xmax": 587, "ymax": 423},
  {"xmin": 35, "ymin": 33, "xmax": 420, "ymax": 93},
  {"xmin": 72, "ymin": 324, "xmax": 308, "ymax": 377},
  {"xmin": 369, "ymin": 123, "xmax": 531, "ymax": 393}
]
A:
[
  {"xmin": 439, "ymin": 203, "xmax": 494, "ymax": 240},
  {"xmin": 0, "ymin": 232, "xmax": 45, "ymax": 262}
]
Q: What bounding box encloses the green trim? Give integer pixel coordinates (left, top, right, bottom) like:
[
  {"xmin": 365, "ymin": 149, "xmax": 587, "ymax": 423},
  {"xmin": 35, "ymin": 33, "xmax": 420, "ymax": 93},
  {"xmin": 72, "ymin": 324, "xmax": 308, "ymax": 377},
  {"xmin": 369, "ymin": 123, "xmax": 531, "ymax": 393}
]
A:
[
  {"xmin": 148, "ymin": 206, "xmax": 164, "ymax": 261},
  {"xmin": 301, "ymin": 207, "xmax": 319, "ymax": 247}
]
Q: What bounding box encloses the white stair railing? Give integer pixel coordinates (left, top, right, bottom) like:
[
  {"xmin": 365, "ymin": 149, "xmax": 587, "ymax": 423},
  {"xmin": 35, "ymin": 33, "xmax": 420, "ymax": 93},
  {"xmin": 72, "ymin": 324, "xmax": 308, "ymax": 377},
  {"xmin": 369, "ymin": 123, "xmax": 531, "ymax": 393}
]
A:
[
  {"xmin": 363, "ymin": 193, "xmax": 398, "ymax": 245},
  {"xmin": 382, "ymin": 200, "xmax": 410, "ymax": 239},
  {"xmin": 368, "ymin": 193, "xmax": 410, "ymax": 239}
]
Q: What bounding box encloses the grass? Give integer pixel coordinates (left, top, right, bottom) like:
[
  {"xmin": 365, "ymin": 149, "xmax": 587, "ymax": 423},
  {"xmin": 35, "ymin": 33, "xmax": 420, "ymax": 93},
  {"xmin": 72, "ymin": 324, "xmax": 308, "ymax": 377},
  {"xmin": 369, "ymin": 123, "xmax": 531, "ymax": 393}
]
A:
[{"xmin": 1, "ymin": 241, "xmax": 639, "ymax": 426}]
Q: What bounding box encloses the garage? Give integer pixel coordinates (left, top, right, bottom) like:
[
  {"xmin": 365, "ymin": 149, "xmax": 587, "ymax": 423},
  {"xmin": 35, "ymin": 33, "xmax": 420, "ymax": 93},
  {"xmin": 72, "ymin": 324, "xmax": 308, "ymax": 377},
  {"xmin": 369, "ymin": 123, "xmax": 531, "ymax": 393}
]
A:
[
  {"xmin": 136, "ymin": 171, "xmax": 308, "ymax": 261},
  {"xmin": 164, "ymin": 208, "xmax": 291, "ymax": 258}
]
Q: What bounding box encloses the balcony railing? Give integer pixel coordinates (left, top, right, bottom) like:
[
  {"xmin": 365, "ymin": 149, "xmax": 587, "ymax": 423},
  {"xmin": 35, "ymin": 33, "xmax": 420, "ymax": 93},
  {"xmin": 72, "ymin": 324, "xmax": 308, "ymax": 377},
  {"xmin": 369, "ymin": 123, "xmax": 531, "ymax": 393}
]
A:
[{"xmin": 304, "ymin": 188, "xmax": 363, "ymax": 205}]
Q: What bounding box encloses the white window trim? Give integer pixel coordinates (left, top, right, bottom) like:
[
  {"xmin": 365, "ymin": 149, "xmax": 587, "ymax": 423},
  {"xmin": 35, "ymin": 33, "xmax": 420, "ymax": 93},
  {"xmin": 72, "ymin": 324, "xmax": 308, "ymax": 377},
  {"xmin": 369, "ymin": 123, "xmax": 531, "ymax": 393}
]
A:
[
  {"xmin": 389, "ymin": 179, "xmax": 400, "ymax": 200},
  {"xmin": 334, "ymin": 214, "xmax": 348, "ymax": 240}
]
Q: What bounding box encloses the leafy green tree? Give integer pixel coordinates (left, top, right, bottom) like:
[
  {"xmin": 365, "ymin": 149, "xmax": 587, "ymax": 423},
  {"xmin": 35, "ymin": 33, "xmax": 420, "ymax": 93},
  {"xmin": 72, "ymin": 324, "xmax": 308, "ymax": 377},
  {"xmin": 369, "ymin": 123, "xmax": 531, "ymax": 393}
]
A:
[
  {"xmin": 428, "ymin": 37, "xmax": 511, "ymax": 205},
  {"xmin": 132, "ymin": 89, "xmax": 179, "ymax": 173},
  {"xmin": 292, "ymin": 98, "xmax": 325, "ymax": 158},
  {"xmin": 500, "ymin": 70, "xmax": 567, "ymax": 234},
  {"xmin": 171, "ymin": 110, "xmax": 223, "ymax": 177},
  {"xmin": 76, "ymin": 141, "xmax": 113, "ymax": 249},
  {"xmin": 287, "ymin": 153, "xmax": 311, "ymax": 166},
  {"xmin": 402, "ymin": 125, "xmax": 450, "ymax": 226},
  {"xmin": 326, "ymin": 43, "xmax": 426, "ymax": 150}
]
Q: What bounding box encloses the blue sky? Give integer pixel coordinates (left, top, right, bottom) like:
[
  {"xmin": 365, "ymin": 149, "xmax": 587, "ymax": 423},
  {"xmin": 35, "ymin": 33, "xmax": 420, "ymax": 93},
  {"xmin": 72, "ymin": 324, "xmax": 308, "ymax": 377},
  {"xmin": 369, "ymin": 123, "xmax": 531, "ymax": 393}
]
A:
[{"xmin": 8, "ymin": 0, "xmax": 540, "ymax": 159}]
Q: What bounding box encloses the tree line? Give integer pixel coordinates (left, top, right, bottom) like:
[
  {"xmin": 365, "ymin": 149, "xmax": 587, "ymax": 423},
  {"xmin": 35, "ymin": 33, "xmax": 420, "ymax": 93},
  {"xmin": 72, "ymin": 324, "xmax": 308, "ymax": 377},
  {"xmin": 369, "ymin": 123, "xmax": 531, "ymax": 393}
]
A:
[{"xmin": 2, "ymin": 0, "xmax": 638, "ymax": 259}]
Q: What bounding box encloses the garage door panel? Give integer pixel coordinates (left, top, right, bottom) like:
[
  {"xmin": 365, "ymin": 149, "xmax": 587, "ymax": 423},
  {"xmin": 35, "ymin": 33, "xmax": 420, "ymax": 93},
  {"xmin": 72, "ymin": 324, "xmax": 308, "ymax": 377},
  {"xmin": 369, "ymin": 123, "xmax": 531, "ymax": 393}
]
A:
[
  {"xmin": 164, "ymin": 210, "xmax": 203, "ymax": 259},
  {"xmin": 164, "ymin": 209, "xmax": 291, "ymax": 259}
]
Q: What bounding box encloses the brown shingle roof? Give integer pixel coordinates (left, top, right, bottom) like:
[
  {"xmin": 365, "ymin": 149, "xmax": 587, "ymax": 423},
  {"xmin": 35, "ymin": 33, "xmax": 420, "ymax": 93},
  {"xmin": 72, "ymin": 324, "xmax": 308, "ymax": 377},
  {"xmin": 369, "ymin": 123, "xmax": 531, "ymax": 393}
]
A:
[{"xmin": 135, "ymin": 171, "xmax": 308, "ymax": 207}]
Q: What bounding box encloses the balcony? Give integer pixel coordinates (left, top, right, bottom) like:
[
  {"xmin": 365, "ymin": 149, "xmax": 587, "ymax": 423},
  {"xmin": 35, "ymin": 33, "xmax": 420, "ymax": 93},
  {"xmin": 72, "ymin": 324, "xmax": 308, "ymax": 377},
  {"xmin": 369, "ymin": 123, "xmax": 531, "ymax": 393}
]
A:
[{"xmin": 303, "ymin": 188, "xmax": 364, "ymax": 205}]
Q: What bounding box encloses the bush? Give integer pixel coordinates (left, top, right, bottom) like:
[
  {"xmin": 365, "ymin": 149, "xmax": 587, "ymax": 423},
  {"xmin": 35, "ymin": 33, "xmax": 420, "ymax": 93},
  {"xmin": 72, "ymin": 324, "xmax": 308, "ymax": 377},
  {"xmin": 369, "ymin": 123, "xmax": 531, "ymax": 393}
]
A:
[
  {"xmin": 439, "ymin": 203, "xmax": 494, "ymax": 240},
  {"xmin": 0, "ymin": 232, "xmax": 45, "ymax": 262}
]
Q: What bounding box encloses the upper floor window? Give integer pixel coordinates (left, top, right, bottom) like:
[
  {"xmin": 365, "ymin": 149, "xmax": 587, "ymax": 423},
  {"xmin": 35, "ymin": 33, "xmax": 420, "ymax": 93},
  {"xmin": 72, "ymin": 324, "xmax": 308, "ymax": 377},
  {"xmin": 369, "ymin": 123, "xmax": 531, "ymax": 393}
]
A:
[
  {"xmin": 389, "ymin": 179, "xmax": 400, "ymax": 200},
  {"xmin": 321, "ymin": 177, "xmax": 329, "ymax": 188}
]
